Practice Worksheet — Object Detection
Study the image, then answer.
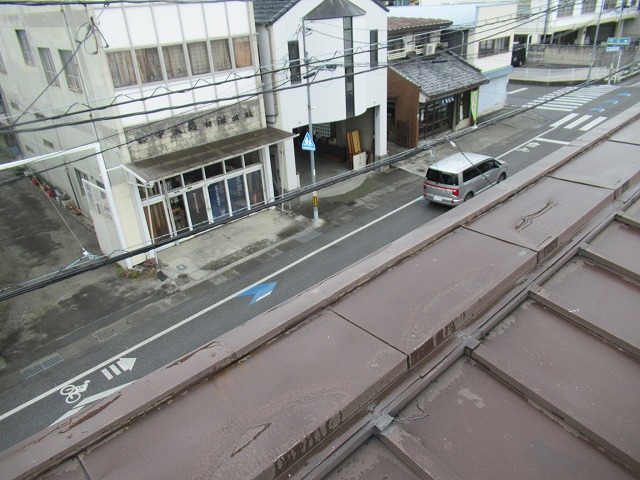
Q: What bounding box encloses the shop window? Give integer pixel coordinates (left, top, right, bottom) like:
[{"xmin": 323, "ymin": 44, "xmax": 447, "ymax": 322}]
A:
[
  {"xmin": 244, "ymin": 150, "xmax": 261, "ymax": 166},
  {"xmin": 183, "ymin": 167, "xmax": 203, "ymax": 185},
  {"xmin": 225, "ymin": 156, "xmax": 243, "ymax": 172},
  {"xmin": 138, "ymin": 182, "xmax": 162, "ymax": 198},
  {"xmin": 227, "ymin": 175, "xmax": 247, "ymax": 213},
  {"xmin": 136, "ymin": 47, "xmax": 163, "ymax": 83},
  {"xmin": 186, "ymin": 189, "xmax": 208, "ymax": 227},
  {"xmin": 59, "ymin": 49, "xmax": 82, "ymax": 92},
  {"xmin": 170, "ymin": 196, "xmax": 188, "ymax": 232},
  {"xmin": 188, "ymin": 42, "xmax": 210, "ymax": 75},
  {"xmin": 208, "ymin": 181, "xmax": 229, "ymax": 220},
  {"xmin": 247, "ymin": 170, "xmax": 264, "ymax": 206},
  {"xmin": 107, "ymin": 51, "xmax": 137, "ymax": 88},
  {"xmin": 232, "ymin": 37, "xmax": 252, "ymax": 68},
  {"xmin": 38, "ymin": 48, "xmax": 59, "ymax": 86},
  {"xmin": 163, "ymin": 45, "xmax": 188, "ymax": 79},
  {"xmin": 144, "ymin": 203, "xmax": 170, "ymax": 242},
  {"xmin": 16, "ymin": 30, "xmax": 34, "ymax": 66},
  {"xmin": 165, "ymin": 175, "xmax": 183, "ymax": 190},
  {"xmin": 205, "ymin": 162, "xmax": 224, "ymax": 178},
  {"xmin": 211, "ymin": 39, "xmax": 232, "ymax": 71}
]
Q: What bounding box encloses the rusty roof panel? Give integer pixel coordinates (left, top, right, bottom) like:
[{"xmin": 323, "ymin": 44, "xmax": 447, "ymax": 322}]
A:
[
  {"xmin": 464, "ymin": 177, "xmax": 612, "ymax": 260},
  {"xmin": 393, "ymin": 357, "xmax": 637, "ymax": 480},
  {"xmin": 330, "ymin": 228, "xmax": 536, "ymax": 366},
  {"xmin": 79, "ymin": 310, "xmax": 406, "ymax": 480},
  {"xmin": 621, "ymin": 197, "xmax": 640, "ymax": 227},
  {"xmin": 533, "ymin": 257, "xmax": 640, "ymax": 357},
  {"xmin": 584, "ymin": 220, "xmax": 640, "ymax": 281},
  {"xmin": 323, "ymin": 437, "xmax": 421, "ymax": 480},
  {"xmin": 479, "ymin": 300, "xmax": 640, "ymax": 471},
  {"xmin": 549, "ymin": 140, "xmax": 640, "ymax": 195},
  {"xmin": 609, "ymin": 122, "xmax": 640, "ymax": 145}
]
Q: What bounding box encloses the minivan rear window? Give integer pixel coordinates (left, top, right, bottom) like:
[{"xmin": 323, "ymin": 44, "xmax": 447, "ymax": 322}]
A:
[{"xmin": 426, "ymin": 168, "xmax": 458, "ymax": 186}]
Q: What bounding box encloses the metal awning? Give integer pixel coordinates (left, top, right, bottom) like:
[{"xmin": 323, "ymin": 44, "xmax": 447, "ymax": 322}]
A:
[{"xmin": 126, "ymin": 127, "xmax": 297, "ymax": 183}]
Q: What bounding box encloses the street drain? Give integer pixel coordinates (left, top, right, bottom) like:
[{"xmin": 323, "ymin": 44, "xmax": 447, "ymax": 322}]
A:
[{"xmin": 21, "ymin": 352, "xmax": 63, "ymax": 379}]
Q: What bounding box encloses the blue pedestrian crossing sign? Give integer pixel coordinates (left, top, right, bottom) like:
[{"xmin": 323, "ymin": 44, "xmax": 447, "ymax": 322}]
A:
[{"xmin": 301, "ymin": 132, "xmax": 316, "ymax": 151}]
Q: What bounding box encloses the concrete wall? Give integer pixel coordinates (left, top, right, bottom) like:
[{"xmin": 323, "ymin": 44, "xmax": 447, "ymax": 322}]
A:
[{"xmin": 526, "ymin": 44, "xmax": 639, "ymax": 67}]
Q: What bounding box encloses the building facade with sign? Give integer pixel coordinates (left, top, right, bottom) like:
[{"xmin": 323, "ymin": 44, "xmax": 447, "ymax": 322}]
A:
[
  {"xmin": 386, "ymin": 16, "xmax": 488, "ymax": 148},
  {"xmin": 0, "ymin": 2, "xmax": 295, "ymax": 264},
  {"xmin": 254, "ymin": 0, "xmax": 388, "ymax": 191}
]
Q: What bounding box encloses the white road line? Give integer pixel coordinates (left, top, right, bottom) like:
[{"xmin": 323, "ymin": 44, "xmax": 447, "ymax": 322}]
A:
[
  {"xmin": 0, "ymin": 195, "xmax": 425, "ymax": 422},
  {"xmin": 508, "ymin": 87, "xmax": 528, "ymax": 94},
  {"xmin": 550, "ymin": 113, "xmax": 579, "ymax": 127},
  {"xmin": 536, "ymin": 106, "xmax": 575, "ymax": 112},
  {"xmin": 579, "ymin": 116, "xmax": 608, "ymax": 131},
  {"xmin": 536, "ymin": 137, "xmax": 572, "ymax": 145},
  {"xmin": 101, "ymin": 368, "xmax": 113, "ymax": 380},
  {"xmin": 565, "ymin": 115, "xmax": 593, "ymax": 129},
  {"xmin": 496, "ymin": 127, "xmax": 558, "ymax": 159}
]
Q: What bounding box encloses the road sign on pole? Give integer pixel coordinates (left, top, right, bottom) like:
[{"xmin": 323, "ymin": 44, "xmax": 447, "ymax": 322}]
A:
[{"xmin": 301, "ymin": 132, "xmax": 316, "ymax": 151}]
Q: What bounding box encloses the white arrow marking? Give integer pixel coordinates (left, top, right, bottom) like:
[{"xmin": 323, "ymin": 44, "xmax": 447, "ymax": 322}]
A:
[{"xmin": 117, "ymin": 357, "xmax": 136, "ymax": 371}]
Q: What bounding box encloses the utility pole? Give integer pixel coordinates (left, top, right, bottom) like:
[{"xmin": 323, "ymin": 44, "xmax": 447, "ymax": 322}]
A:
[
  {"xmin": 587, "ymin": 0, "xmax": 605, "ymax": 82},
  {"xmin": 301, "ymin": 18, "xmax": 319, "ymax": 224}
]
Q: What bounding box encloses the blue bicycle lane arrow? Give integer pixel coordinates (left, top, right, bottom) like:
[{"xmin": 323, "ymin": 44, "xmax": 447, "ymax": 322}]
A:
[{"xmin": 237, "ymin": 282, "xmax": 277, "ymax": 304}]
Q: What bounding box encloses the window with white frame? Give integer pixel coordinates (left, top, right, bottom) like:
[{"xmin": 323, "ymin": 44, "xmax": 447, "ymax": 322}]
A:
[
  {"xmin": 107, "ymin": 51, "xmax": 136, "ymax": 87},
  {"xmin": 557, "ymin": 0, "xmax": 575, "ymax": 16},
  {"xmin": 38, "ymin": 48, "xmax": 59, "ymax": 86},
  {"xmin": 136, "ymin": 47, "xmax": 163, "ymax": 83},
  {"xmin": 211, "ymin": 39, "xmax": 232, "ymax": 71},
  {"xmin": 16, "ymin": 30, "xmax": 34, "ymax": 66},
  {"xmin": 232, "ymin": 37, "xmax": 252, "ymax": 68},
  {"xmin": 59, "ymin": 49, "xmax": 82, "ymax": 91},
  {"xmin": 478, "ymin": 37, "xmax": 510, "ymax": 57},
  {"xmin": 287, "ymin": 41, "xmax": 301, "ymax": 84},
  {"xmin": 76, "ymin": 168, "xmax": 89, "ymax": 197},
  {"xmin": 163, "ymin": 44, "xmax": 188, "ymax": 79},
  {"xmin": 581, "ymin": 0, "xmax": 596, "ymax": 13},
  {"xmin": 187, "ymin": 42, "xmax": 210, "ymax": 75}
]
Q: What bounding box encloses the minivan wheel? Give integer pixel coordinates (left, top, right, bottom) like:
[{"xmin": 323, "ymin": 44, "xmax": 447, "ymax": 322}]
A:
[
  {"xmin": 498, "ymin": 173, "xmax": 507, "ymax": 183},
  {"xmin": 464, "ymin": 192, "xmax": 474, "ymax": 202}
]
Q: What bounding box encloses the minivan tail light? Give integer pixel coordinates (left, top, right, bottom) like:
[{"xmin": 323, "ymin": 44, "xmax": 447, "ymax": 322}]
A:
[{"xmin": 452, "ymin": 189, "xmax": 459, "ymax": 197}]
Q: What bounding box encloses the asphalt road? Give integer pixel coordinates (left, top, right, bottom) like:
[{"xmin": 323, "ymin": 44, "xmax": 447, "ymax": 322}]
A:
[{"xmin": 2, "ymin": 78, "xmax": 640, "ymax": 451}]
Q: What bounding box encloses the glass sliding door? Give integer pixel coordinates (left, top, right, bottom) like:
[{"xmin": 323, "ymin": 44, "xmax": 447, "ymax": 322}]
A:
[
  {"xmin": 246, "ymin": 170, "xmax": 265, "ymax": 206},
  {"xmin": 208, "ymin": 181, "xmax": 229, "ymax": 221},
  {"xmin": 186, "ymin": 188, "xmax": 208, "ymax": 228},
  {"xmin": 144, "ymin": 202, "xmax": 170, "ymax": 242},
  {"xmin": 227, "ymin": 174, "xmax": 248, "ymax": 213}
]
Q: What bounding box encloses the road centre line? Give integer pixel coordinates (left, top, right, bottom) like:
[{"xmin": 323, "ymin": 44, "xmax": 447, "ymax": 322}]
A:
[
  {"xmin": 536, "ymin": 137, "xmax": 572, "ymax": 145},
  {"xmin": 508, "ymin": 87, "xmax": 528, "ymax": 95},
  {"xmin": 0, "ymin": 195, "xmax": 424, "ymax": 422}
]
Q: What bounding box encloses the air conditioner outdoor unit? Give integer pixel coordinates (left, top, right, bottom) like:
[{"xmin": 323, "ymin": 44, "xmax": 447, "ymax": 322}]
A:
[{"xmin": 424, "ymin": 43, "xmax": 436, "ymax": 55}]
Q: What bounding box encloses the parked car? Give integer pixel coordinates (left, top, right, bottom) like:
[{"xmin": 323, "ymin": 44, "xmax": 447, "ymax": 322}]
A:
[
  {"xmin": 423, "ymin": 152, "xmax": 508, "ymax": 206},
  {"xmin": 512, "ymin": 45, "xmax": 526, "ymax": 67}
]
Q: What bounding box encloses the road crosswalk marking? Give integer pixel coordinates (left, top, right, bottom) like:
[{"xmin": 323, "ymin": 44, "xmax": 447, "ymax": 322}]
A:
[
  {"xmin": 579, "ymin": 116, "xmax": 608, "ymax": 131},
  {"xmin": 549, "ymin": 113, "xmax": 608, "ymax": 131},
  {"xmin": 565, "ymin": 114, "xmax": 593, "ymax": 129},
  {"xmin": 526, "ymin": 85, "xmax": 617, "ymax": 112}
]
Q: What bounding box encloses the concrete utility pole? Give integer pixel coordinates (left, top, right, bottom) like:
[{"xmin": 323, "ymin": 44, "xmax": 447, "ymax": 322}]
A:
[
  {"xmin": 587, "ymin": 0, "xmax": 605, "ymax": 82},
  {"xmin": 301, "ymin": 18, "xmax": 319, "ymax": 224}
]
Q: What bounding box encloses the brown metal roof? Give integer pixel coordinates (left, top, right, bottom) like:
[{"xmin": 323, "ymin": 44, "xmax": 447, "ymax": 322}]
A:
[{"xmin": 2, "ymin": 107, "xmax": 640, "ymax": 480}]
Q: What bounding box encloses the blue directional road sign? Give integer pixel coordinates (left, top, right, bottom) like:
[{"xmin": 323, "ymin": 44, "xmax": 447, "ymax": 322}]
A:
[
  {"xmin": 301, "ymin": 132, "xmax": 316, "ymax": 151},
  {"xmin": 238, "ymin": 282, "xmax": 277, "ymax": 305}
]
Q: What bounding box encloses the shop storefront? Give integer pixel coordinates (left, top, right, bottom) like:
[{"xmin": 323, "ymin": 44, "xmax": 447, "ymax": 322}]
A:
[{"xmin": 128, "ymin": 127, "xmax": 295, "ymax": 243}]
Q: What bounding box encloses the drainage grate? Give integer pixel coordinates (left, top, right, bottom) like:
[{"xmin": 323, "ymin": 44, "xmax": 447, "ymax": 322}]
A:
[
  {"xmin": 298, "ymin": 230, "xmax": 321, "ymax": 243},
  {"xmin": 21, "ymin": 352, "xmax": 63, "ymax": 379}
]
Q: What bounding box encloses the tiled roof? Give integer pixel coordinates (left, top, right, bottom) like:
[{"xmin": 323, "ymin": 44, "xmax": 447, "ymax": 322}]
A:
[
  {"xmin": 253, "ymin": 0, "xmax": 387, "ymax": 25},
  {"xmin": 253, "ymin": 0, "xmax": 300, "ymax": 24},
  {"xmin": 388, "ymin": 16, "xmax": 451, "ymax": 32},
  {"xmin": 390, "ymin": 51, "xmax": 488, "ymax": 99}
]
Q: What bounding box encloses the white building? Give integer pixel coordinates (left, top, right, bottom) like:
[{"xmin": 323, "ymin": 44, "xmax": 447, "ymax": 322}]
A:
[
  {"xmin": 513, "ymin": 0, "xmax": 639, "ymax": 46},
  {"xmin": 0, "ymin": 2, "xmax": 295, "ymax": 266},
  {"xmin": 389, "ymin": 1, "xmax": 518, "ymax": 116},
  {"xmin": 254, "ymin": 0, "xmax": 388, "ymax": 192}
]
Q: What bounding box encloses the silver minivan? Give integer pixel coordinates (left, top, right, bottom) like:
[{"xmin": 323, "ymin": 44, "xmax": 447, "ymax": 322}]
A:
[{"xmin": 423, "ymin": 152, "xmax": 508, "ymax": 206}]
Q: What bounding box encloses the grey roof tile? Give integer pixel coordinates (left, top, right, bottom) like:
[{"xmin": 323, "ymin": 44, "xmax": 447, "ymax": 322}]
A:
[
  {"xmin": 390, "ymin": 51, "xmax": 488, "ymax": 99},
  {"xmin": 253, "ymin": 0, "xmax": 386, "ymax": 25}
]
